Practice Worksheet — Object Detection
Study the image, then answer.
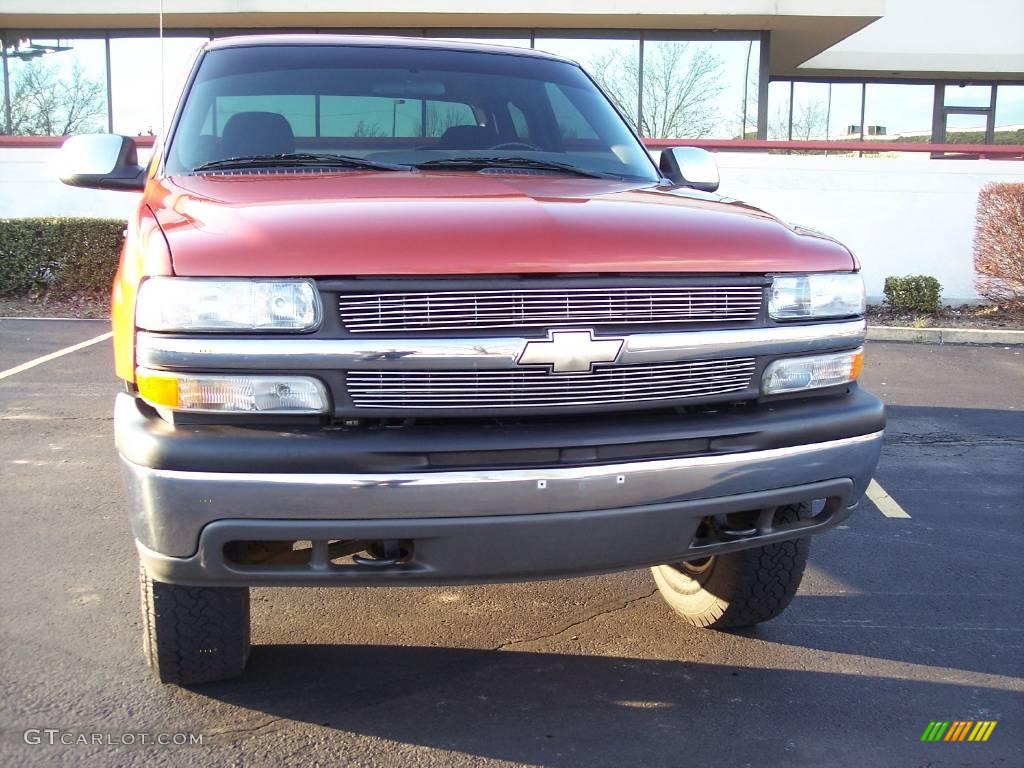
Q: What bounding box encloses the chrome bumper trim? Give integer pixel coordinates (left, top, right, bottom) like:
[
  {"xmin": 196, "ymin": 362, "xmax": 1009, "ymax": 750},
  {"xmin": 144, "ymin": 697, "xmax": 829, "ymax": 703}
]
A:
[
  {"xmin": 135, "ymin": 320, "xmax": 866, "ymax": 372},
  {"xmin": 123, "ymin": 430, "xmax": 884, "ymax": 557}
]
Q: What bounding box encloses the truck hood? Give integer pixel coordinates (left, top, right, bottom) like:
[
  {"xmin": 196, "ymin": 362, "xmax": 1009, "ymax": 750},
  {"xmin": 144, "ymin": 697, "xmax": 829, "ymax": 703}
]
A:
[{"xmin": 148, "ymin": 172, "xmax": 854, "ymax": 276}]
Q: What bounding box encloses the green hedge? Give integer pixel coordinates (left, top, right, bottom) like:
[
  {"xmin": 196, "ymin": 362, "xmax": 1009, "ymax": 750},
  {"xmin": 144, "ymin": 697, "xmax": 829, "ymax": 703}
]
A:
[
  {"xmin": 883, "ymin": 275, "xmax": 943, "ymax": 314},
  {"xmin": 0, "ymin": 217, "xmax": 125, "ymax": 299}
]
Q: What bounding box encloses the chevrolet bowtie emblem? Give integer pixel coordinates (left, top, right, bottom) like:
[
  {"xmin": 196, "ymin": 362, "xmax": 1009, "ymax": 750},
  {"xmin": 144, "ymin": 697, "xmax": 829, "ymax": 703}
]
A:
[{"xmin": 518, "ymin": 330, "xmax": 624, "ymax": 373}]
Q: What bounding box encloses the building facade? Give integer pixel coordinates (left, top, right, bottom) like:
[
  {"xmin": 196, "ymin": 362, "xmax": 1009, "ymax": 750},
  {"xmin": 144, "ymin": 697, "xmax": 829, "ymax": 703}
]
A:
[{"xmin": 1, "ymin": 0, "xmax": 1022, "ymax": 144}]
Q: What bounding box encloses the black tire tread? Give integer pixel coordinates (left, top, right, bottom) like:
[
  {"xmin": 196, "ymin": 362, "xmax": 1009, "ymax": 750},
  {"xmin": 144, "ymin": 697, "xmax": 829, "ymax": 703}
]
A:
[{"xmin": 140, "ymin": 563, "xmax": 250, "ymax": 685}]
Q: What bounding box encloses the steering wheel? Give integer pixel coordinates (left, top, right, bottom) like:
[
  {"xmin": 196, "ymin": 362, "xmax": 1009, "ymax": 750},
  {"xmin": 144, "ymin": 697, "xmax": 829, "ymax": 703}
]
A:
[{"xmin": 487, "ymin": 141, "xmax": 543, "ymax": 152}]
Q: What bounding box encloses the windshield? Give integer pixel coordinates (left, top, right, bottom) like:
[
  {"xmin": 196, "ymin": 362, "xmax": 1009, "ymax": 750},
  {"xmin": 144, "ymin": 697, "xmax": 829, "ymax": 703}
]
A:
[{"xmin": 165, "ymin": 43, "xmax": 660, "ymax": 182}]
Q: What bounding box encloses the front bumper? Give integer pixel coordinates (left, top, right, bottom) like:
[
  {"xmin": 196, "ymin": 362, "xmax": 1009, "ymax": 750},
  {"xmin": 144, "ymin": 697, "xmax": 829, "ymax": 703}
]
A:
[{"xmin": 118, "ymin": 388, "xmax": 884, "ymax": 586}]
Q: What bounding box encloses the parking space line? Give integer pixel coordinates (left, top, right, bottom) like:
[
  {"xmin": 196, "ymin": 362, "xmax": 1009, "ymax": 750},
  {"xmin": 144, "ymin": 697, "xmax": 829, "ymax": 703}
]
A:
[
  {"xmin": 866, "ymin": 479, "xmax": 911, "ymax": 519},
  {"xmin": 0, "ymin": 332, "xmax": 112, "ymax": 381},
  {"xmin": 0, "ymin": 316, "xmax": 108, "ymax": 322}
]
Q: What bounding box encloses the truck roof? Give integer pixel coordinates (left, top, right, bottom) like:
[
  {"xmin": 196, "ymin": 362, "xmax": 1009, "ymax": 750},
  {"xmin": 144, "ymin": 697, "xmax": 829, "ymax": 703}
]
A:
[{"xmin": 204, "ymin": 34, "xmax": 576, "ymax": 65}]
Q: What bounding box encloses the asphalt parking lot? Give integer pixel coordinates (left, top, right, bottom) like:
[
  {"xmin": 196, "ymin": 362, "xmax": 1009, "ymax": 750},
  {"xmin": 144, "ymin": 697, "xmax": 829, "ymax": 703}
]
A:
[{"xmin": 1, "ymin": 318, "xmax": 1021, "ymax": 768}]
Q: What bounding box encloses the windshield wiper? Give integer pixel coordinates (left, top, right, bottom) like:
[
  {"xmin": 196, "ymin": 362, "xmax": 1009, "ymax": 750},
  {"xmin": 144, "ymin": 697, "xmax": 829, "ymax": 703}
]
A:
[
  {"xmin": 193, "ymin": 153, "xmax": 410, "ymax": 172},
  {"xmin": 415, "ymin": 156, "xmax": 615, "ymax": 179}
]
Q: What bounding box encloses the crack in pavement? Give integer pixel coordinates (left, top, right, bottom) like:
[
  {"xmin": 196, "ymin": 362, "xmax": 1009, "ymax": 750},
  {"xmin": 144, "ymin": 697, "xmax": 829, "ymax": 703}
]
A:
[
  {"xmin": 494, "ymin": 589, "xmax": 658, "ymax": 651},
  {"xmin": 206, "ymin": 716, "xmax": 286, "ymax": 739},
  {"xmin": 885, "ymin": 434, "xmax": 1024, "ymax": 447}
]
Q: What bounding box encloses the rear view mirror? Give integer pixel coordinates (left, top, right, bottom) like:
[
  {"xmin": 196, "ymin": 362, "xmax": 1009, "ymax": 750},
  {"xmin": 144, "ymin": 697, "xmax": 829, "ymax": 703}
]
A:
[
  {"xmin": 59, "ymin": 134, "xmax": 146, "ymax": 191},
  {"xmin": 370, "ymin": 79, "xmax": 447, "ymax": 98},
  {"xmin": 659, "ymin": 146, "xmax": 719, "ymax": 193}
]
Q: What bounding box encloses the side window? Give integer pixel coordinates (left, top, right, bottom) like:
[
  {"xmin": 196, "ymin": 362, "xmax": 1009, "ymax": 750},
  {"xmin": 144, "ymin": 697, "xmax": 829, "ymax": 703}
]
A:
[
  {"xmin": 507, "ymin": 102, "xmax": 530, "ymax": 139},
  {"xmin": 544, "ymin": 83, "xmax": 599, "ymax": 140}
]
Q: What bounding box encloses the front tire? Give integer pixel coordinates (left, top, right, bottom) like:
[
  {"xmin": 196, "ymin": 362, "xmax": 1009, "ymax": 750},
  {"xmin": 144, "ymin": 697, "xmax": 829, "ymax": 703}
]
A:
[
  {"xmin": 652, "ymin": 503, "xmax": 810, "ymax": 629},
  {"xmin": 139, "ymin": 563, "xmax": 251, "ymax": 685}
]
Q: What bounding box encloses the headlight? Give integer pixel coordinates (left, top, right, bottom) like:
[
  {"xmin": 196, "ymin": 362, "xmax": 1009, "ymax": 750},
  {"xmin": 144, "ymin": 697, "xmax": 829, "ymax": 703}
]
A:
[
  {"xmin": 762, "ymin": 348, "xmax": 864, "ymax": 395},
  {"xmin": 136, "ymin": 278, "xmax": 321, "ymax": 332},
  {"xmin": 136, "ymin": 369, "xmax": 329, "ymax": 414},
  {"xmin": 769, "ymin": 273, "xmax": 865, "ymax": 320}
]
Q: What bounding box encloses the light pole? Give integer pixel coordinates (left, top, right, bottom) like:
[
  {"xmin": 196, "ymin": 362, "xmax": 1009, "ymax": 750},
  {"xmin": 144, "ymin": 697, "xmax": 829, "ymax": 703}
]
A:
[{"xmin": 392, "ymin": 99, "xmax": 406, "ymax": 136}]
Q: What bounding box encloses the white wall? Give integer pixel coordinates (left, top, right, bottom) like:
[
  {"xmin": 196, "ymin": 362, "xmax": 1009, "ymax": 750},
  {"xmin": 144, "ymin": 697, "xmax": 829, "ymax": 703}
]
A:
[
  {"xmin": 3, "ymin": 147, "xmax": 1023, "ymax": 302},
  {"xmin": 712, "ymin": 153, "xmax": 1024, "ymax": 303},
  {"xmin": 0, "ymin": 148, "xmax": 149, "ymax": 221}
]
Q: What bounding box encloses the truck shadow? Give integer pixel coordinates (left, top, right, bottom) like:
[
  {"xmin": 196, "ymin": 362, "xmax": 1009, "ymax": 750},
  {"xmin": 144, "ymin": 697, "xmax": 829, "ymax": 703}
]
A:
[
  {"xmin": 190, "ymin": 398, "xmax": 1024, "ymax": 763},
  {"xmin": 196, "ymin": 643, "xmax": 1020, "ymax": 766}
]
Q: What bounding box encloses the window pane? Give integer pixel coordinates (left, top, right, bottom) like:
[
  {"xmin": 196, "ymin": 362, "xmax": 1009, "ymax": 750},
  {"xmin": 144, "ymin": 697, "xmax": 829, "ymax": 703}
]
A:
[
  {"xmin": 767, "ymin": 80, "xmax": 791, "ymax": 139},
  {"xmin": 534, "ymin": 38, "xmax": 640, "ymax": 127},
  {"xmin": 168, "ymin": 45, "xmax": 658, "ymax": 181},
  {"xmin": 640, "ymin": 39, "xmax": 759, "ymax": 139},
  {"xmin": 994, "ymin": 85, "xmax": 1024, "ymax": 145},
  {"xmin": 545, "ymin": 82, "xmax": 599, "ymax": 140},
  {"xmin": 110, "ymin": 36, "xmax": 206, "ymax": 136},
  {"xmin": 786, "ymin": 82, "xmax": 866, "ymax": 142},
  {"xmin": 507, "ymin": 101, "xmax": 529, "ymax": 138},
  {"xmin": 320, "ymin": 96, "xmax": 476, "ymax": 137},
  {"xmin": 789, "ymin": 82, "xmax": 829, "ymax": 140},
  {"xmin": 826, "ymin": 83, "xmax": 864, "ymax": 140},
  {"xmin": 0, "ymin": 48, "xmax": 6, "ymax": 133},
  {"xmin": 944, "ymin": 84, "xmax": 991, "ymax": 108},
  {"xmin": 864, "ymin": 83, "xmax": 934, "ymax": 141},
  {"xmin": 424, "ymin": 100, "xmax": 477, "ymax": 137},
  {"xmin": 944, "ymin": 112, "xmax": 988, "ymax": 144},
  {"xmin": 5, "ymin": 37, "xmax": 107, "ymax": 135},
  {"xmin": 217, "ymin": 95, "xmax": 316, "ymax": 137}
]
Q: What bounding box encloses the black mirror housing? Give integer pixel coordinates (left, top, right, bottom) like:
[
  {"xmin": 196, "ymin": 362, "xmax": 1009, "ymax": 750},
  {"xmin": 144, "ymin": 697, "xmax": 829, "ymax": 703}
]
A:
[
  {"xmin": 659, "ymin": 146, "xmax": 720, "ymax": 193},
  {"xmin": 59, "ymin": 134, "xmax": 147, "ymax": 192}
]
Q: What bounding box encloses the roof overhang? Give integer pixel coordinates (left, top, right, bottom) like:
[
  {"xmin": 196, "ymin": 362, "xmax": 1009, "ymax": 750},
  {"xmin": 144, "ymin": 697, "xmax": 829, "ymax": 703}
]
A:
[
  {"xmin": 0, "ymin": 0, "xmax": 885, "ymax": 76},
  {"xmin": 794, "ymin": 55, "xmax": 1024, "ymax": 83},
  {"xmin": 796, "ymin": 0, "xmax": 1024, "ymax": 82}
]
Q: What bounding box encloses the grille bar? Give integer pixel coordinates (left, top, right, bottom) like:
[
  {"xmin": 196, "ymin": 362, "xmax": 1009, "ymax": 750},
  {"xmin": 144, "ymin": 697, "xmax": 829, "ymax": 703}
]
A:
[
  {"xmin": 339, "ymin": 286, "xmax": 764, "ymax": 332},
  {"xmin": 347, "ymin": 358, "xmax": 756, "ymax": 409}
]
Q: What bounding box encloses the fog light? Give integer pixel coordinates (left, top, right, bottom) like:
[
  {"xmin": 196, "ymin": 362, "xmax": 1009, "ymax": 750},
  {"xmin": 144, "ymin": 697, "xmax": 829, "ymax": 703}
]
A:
[
  {"xmin": 136, "ymin": 369, "xmax": 328, "ymax": 414},
  {"xmin": 762, "ymin": 348, "xmax": 864, "ymax": 395}
]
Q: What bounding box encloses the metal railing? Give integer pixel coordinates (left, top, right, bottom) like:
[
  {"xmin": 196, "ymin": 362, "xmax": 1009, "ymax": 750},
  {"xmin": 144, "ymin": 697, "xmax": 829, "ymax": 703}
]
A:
[{"xmin": 2, "ymin": 134, "xmax": 1022, "ymax": 159}]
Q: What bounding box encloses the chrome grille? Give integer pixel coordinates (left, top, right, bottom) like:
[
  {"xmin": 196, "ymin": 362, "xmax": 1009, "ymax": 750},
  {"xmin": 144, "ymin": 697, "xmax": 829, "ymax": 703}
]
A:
[
  {"xmin": 347, "ymin": 358, "xmax": 756, "ymax": 409},
  {"xmin": 338, "ymin": 286, "xmax": 764, "ymax": 332}
]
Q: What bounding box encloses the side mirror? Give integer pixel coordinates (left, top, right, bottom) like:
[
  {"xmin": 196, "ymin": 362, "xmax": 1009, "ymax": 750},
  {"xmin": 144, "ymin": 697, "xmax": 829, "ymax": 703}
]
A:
[
  {"xmin": 659, "ymin": 147, "xmax": 719, "ymax": 193},
  {"xmin": 59, "ymin": 134, "xmax": 146, "ymax": 191}
]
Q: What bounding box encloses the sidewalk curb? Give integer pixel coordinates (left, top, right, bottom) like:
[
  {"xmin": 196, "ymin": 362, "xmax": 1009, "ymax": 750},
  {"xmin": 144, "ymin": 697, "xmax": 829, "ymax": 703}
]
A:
[{"xmin": 867, "ymin": 325, "xmax": 1024, "ymax": 345}]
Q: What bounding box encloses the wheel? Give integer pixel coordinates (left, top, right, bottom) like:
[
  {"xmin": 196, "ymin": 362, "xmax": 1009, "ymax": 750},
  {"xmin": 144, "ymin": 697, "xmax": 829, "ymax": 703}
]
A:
[
  {"xmin": 652, "ymin": 503, "xmax": 811, "ymax": 629},
  {"xmin": 139, "ymin": 562, "xmax": 251, "ymax": 684}
]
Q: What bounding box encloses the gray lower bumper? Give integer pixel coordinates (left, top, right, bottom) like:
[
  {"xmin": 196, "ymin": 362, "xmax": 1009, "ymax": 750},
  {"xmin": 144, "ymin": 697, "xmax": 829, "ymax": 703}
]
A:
[
  {"xmin": 124, "ymin": 429, "xmax": 883, "ymax": 583},
  {"xmin": 138, "ymin": 479, "xmax": 858, "ymax": 587}
]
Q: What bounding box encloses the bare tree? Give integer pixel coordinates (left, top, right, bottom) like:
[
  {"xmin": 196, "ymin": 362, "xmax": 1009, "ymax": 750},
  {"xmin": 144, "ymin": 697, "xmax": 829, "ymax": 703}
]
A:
[
  {"xmin": 6, "ymin": 59, "xmax": 105, "ymax": 136},
  {"xmin": 352, "ymin": 120, "xmax": 385, "ymax": 138},
  {"xmin": 729, "ymin": 71, "xmax": 760, "ymax": 139},
  {"xmin": 590, "ymin": 42, "xmax": 724, "ymax": 138},
  {"xmin": 790, "ymin": 98, "xmax": 828, "ymax": 140},
  {"xmin": 767, "ymin": 104, "xmax": 790, "ymax": 140}
]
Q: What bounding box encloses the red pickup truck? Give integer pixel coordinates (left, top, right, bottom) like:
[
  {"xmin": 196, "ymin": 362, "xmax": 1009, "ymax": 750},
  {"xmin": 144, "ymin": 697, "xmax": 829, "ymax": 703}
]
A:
[{"xmin": 60, "ymin": 35, "xmax": 883, "ymax": 685}]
